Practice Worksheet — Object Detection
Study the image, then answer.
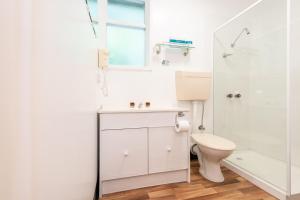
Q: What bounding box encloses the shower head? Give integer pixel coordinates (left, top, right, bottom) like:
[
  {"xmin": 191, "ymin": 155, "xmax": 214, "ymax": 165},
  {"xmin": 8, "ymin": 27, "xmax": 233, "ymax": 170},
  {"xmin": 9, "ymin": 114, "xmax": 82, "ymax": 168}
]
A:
[{"xmin": 231, "ymin": 27, "xmax": 251, "ymax": 48}]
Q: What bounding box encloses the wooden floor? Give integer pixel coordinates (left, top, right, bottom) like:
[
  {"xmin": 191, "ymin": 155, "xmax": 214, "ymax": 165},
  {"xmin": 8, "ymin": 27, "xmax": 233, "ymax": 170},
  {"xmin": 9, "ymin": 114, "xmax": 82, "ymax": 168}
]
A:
[{"xmin": 101, "ymin": 160, "xmax": 278, "ymax": 200}]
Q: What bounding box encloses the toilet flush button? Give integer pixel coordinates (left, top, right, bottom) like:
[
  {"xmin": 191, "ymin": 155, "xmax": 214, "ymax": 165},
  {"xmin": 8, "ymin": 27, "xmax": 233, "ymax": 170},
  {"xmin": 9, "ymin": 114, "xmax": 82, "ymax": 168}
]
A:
[{"xmin": 123, "ymin": 150, "xmax": 129, "ymax": 157}]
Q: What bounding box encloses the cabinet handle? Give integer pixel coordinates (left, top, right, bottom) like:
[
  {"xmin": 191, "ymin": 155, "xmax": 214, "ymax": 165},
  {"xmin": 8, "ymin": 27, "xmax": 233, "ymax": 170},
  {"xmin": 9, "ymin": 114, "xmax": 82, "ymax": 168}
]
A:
[
  {"xmin": 123, "ymin": 150, "xmax": 129, "ymax": 157},
  {"xmin": 166, "ymin": 147, "xmax": 172, "ymax": 152}
]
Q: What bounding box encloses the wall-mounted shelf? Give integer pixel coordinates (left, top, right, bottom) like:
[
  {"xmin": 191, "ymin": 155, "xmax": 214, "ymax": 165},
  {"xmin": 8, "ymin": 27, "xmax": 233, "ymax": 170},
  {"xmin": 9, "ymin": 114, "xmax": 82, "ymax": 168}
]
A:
[{"xmin": 155, "ymin": 43, "xmax": 195, "ymax": 56}]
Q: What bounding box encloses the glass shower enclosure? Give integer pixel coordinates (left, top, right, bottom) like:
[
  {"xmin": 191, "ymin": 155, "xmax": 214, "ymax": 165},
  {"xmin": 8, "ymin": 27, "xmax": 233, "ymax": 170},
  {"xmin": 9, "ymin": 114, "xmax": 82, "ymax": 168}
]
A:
[{"xmin": 213, "ymin": 0, "xmax": 300, "ymax": 199}]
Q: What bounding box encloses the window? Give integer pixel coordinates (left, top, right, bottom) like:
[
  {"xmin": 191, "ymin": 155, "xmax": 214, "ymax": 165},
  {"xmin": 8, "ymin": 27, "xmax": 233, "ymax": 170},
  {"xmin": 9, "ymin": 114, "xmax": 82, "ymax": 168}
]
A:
[
  {"xmin": 107, "ymin": 25, "xmax": 145, "ymax": 65},
  {"xmin": 100, "ymin": 0, "xmax": 148, "ymax": 67},
  {"xmin": 107, "ymin": 0, "xmax": 145, "ymax": 24}
]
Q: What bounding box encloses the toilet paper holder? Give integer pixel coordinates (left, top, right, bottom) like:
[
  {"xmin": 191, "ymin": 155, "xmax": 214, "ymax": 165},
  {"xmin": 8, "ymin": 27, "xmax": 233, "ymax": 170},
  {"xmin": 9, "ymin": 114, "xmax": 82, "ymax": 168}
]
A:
[
  {"xmin": 177, "ymin": 112, "xmax": 185, "ymax": 117},
  {"xmin": 175, "ymin": 112, "xmax": 185, "ymax": 126},
  {"xmin": 174, "ymin": 112, "xmax": 190, "ymax": 133}
]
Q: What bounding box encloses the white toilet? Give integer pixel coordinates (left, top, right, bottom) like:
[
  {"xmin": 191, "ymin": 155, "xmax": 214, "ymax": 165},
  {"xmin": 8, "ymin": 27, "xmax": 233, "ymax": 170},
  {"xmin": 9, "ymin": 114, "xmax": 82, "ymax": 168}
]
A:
[
  {"xmin": 175, "ymin": 71, "xmax": 236, "ymax": 182},
  {"xmin": 191, "ymin": 134, "xmax": 236, "ymax": 182}
]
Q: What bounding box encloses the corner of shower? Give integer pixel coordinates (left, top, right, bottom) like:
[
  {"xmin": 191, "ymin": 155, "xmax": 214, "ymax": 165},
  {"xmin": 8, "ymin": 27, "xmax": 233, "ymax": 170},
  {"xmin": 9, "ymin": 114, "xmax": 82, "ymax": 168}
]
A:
[{"xmin": 213, "ymin": 0, "xmax": 300, "ymax": 199}]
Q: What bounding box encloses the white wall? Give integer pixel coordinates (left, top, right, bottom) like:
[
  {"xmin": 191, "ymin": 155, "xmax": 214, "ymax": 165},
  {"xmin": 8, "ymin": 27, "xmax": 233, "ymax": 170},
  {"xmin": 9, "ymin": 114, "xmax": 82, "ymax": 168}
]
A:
[
  {"xmin": 1, "ymin": 1, "xmax": 35, "ymax": 199},
  {"xmin": 99, "ymin": 0, "xmax": 258, "ymax": 133},
  {"xmin": 31, "ymin": 0, "xmax": 98, "ymax": 200},
  {"xmin": 0, "ymin": 1, "xmax": 20, "ymax": 199},
  {"xmin": 1, "ymin": 0, "xmax": 98, "ymax": 200}
]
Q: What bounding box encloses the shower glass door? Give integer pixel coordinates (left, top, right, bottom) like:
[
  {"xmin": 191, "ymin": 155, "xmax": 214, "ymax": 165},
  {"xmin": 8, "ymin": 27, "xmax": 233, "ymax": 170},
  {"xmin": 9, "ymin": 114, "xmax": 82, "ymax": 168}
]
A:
[{"xmin": 213, "ymin": 0, "xmax": 287, "ymax": 192}]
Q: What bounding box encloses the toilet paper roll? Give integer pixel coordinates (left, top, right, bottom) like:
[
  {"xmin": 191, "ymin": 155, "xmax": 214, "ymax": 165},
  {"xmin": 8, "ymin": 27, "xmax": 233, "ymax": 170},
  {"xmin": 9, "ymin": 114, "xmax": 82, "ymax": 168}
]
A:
[{"xmin": 175, "ymin": 120, "xmax": 190, "ymax": 133}]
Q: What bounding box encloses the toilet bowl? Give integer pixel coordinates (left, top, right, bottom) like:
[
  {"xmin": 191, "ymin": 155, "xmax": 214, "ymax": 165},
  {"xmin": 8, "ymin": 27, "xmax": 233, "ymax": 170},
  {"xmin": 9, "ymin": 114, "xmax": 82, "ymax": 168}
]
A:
[{"xmin": 191, "ymin": 134, "xmax": 236, "ymax": 182}]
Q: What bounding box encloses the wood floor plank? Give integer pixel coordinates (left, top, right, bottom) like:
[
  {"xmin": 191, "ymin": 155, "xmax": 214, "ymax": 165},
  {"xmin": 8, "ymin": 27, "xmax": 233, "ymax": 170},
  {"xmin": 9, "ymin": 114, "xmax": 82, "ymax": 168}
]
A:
[
  {"xmin": 148, "ymin": 188, "xmax": 174, "ymax": 199},
  {"xmin": 212, "ymin": 181, "xmax": 253, "ymax": 193},
  {"xmin": 187, "ymin": 190, "xmax": 245, "ymax": 200},
  {"xmin": 101, "ymin": 160, "xmax": 278, "ymax": 200},
  {"xmin": 175, "ymin": 188, "xmax": 217, "ymax": 200}
]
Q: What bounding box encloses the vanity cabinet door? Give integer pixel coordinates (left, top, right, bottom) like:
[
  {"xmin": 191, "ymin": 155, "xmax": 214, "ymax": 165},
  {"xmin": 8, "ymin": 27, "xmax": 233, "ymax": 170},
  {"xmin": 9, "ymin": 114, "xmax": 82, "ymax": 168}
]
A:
[
  {"xmin": 100, "ymin": 128, "xmax": 148, "ymax": 180},
  {"xmin": 148, "ymin": 127, "xmax": 188, "ymax": 174}
]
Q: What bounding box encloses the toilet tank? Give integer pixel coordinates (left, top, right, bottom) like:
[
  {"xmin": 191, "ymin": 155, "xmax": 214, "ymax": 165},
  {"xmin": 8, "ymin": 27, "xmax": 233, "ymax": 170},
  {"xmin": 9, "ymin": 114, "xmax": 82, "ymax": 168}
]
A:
[{"xmin": 175, "ymin": 71, "xmax": 211, "ymax": 101}]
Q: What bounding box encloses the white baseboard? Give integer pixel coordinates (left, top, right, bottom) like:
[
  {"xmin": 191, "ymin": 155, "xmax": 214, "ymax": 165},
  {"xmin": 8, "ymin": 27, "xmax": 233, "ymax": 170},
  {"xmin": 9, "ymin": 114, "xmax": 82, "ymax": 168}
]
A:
[{"xmin": 102, "ymin": 169, "xmax": 188, "ymax": 195}]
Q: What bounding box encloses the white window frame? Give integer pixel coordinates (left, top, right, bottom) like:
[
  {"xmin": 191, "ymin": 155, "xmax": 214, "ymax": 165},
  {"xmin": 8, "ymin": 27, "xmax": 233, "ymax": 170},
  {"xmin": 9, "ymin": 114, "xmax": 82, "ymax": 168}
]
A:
[{"xmin": 98, "ymin": 0, "xmax": 150, "ymax": 70}]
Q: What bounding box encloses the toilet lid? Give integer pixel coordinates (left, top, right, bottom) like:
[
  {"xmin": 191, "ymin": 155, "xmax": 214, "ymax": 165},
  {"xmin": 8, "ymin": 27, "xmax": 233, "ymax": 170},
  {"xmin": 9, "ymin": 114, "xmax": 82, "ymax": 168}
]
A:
[{"xmin": 192, "ymin": 134, "xmax": 236, "ymax": 151}]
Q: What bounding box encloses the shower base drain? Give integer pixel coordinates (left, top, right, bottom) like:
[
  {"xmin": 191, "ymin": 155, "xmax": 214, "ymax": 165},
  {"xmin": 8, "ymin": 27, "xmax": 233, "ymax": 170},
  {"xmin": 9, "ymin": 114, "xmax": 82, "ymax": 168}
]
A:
[{"xmin": 236, "ymin": 157, "xmax": 243, "ymax": 161}]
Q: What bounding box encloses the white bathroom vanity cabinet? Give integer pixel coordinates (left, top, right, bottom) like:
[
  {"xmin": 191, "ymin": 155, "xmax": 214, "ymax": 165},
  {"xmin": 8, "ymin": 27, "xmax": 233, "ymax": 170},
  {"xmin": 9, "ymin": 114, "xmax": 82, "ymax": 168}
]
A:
[{"xmin": 98, "ymin": 108, "xmax": 190, "ymax": 195}]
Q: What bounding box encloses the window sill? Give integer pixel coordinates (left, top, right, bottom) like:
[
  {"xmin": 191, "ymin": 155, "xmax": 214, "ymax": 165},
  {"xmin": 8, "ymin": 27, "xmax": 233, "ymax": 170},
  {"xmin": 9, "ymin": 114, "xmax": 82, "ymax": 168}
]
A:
[{"xmin": 108, "ymin": 65, "xmax": 152, "ymax": 72}]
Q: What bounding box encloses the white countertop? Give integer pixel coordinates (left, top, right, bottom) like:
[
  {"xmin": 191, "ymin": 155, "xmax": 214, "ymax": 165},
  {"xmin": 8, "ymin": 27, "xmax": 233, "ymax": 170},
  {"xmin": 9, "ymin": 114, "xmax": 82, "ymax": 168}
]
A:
[{"xmin": 98, "ymin": 106, "xmax": 189, "ymax": 114}]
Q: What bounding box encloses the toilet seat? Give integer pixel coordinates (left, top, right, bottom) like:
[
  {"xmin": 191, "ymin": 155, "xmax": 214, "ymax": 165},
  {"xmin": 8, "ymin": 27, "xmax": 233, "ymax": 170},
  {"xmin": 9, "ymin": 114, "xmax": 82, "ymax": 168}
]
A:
[{"xmin": 192, "ymin": 134, "xmax": 236, "ymax": 151}]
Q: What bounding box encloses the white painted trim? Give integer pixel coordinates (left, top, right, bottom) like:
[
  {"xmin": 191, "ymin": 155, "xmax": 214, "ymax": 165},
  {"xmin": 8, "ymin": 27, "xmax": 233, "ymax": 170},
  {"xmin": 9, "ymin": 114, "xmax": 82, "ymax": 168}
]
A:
[
  {"xmin": 110, "ymin": 0, "xmax": 145, "ymax": 5},
  {"xmin": 286, "ymin": 0, "xmax": 291, "ymax": 197},
  {"xmin": 222, "ymin": 161, "xmax": 287, "ymax": 200},
  {"xmin": 108, "ymin": 65, "xmax": 152, "ymax": 72},
  {"xmin": 114, "ymin": 0, "xmax": 145, "ymax": 5},
  {"xmin": 214, "ymin": 0, "xmax": 264, "ymax": 33},
  {"xmin": 107, "ymin": 20, "xmax": 146, "ymax": 29}
]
